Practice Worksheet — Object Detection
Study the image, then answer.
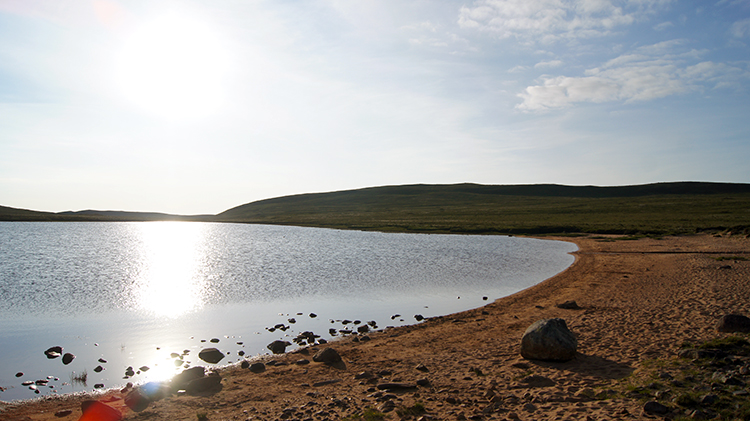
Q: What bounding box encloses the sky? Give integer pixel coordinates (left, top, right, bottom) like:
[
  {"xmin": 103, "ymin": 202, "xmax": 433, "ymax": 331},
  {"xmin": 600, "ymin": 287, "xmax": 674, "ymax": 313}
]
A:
[{"xmin": 1, "ymin": 0, "xmax": 749, "ymax": 215}]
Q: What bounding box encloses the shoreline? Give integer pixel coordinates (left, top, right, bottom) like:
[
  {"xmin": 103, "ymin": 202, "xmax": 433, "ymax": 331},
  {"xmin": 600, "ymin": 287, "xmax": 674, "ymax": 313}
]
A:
[{"xmin": 2, "ymin": 233, "xmax": 749, "ymax": 420}]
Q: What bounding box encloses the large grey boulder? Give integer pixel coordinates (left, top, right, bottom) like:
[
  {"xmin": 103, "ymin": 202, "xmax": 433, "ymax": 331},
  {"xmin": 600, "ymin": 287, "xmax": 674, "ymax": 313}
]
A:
[{"xmin": 520, "ymin": 318, "xmax": 577, "ymax": 362}]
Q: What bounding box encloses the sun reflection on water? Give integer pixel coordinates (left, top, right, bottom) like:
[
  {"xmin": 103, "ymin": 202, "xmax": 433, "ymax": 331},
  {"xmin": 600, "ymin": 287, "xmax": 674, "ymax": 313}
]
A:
[{"xmin": 135, "ymin": 222, "xmax": 208, "ymax": 317}]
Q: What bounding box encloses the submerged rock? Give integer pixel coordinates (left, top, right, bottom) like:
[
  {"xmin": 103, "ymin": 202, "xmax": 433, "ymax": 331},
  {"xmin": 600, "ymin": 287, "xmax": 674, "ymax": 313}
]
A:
[{"xmin": 520, "ymin": 318, "xmax": 577, "ymax": 362}]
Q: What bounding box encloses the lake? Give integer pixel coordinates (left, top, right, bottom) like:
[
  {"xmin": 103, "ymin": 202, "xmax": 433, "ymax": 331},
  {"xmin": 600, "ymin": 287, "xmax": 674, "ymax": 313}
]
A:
[{"xmin": 0, "ymin": 222, "xmax": 576, "ymax": 402}]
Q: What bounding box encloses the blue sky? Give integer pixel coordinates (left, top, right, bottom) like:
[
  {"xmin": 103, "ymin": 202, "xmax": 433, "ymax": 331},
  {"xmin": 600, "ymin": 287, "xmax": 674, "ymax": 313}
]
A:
[{"xmin": 1, "ymin": 0, "xmax": 749, "ymax": 214}]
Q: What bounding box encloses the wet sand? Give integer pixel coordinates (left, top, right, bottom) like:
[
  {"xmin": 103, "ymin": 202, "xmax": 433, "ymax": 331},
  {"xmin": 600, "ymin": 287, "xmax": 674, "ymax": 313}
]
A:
[{"xmin": 2, "ymin": 234, "xmax": 749, "ymax": 421}]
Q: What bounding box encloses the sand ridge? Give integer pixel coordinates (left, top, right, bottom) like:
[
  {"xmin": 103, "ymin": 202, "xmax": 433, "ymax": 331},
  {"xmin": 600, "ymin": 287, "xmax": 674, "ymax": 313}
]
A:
[{"xmin": 1, "ymin": 234, "xmax": 749, "ymax": 421}]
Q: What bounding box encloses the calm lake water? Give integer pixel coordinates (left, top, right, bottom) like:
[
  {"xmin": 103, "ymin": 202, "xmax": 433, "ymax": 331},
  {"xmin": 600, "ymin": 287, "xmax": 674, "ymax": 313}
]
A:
[{"xmin": 0, "ymin": 222, "xmax": 576, "ymax": 402}]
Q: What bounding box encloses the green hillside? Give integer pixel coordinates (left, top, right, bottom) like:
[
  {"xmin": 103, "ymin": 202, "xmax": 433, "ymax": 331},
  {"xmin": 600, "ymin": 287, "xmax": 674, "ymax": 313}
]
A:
[{"xmin": 215, "ymin": 182, "xmax": 750, "ymax": 235}]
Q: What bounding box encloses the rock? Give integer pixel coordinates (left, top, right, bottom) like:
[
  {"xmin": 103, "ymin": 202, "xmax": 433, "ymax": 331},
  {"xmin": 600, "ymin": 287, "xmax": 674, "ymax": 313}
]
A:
[
  {"xmin": 124, "ymin": 389, "xmax": 150, "ymax": 412},
  {"xmin": 94, "ymin": 365, "xmax": 104, "ymax": 373},
  {"xmin": 519, "ymin": 375, "xmax": 556, "ymax": 388},
  {"xmin": 295, "ymin": 359, "xmax": 310, "ymax": 365},
  {"xmin": 94, "ymin": 383, "xmax": 105, "ymax": 389},
  {"xmin": 312, "ymin": 379, "xmax": 341, "ymax": 387},
  {"xmin": 520, "ymin": 318, "xmax": 577, "ymax": 362},
  {"xmin": 556, "ymin": 300, "xmax": 581, "ymax": 310},
  {"xmin": 98, "ymin": 358, "xmax": 107, "ymax": 363},
  {"xmin": 62, "ymin": 353, "xmax": 75, "ymax": 365},
  {"xmin": 139, "ymin": 366, "xmax": 150, "ymax": 372},
  {"xmin": 309, "ymin": 313, "xmax": 317, "ymax": 318},
  {"xmin": 288, "ymin": 318, "xmax": 296, "ymax": 324},
  {"xmin": 249, "ymin": 362, "xmax": 266, "ymax": 373},
  {"xmin": 717, "ymin": 314, "xmax": 750, "ymax": 333},
  {"xmin": 267, "ymin": 340, "xmax": 292, "ymax": 354},
  {"xmin": 643, "ymin": 401, "xmax": 669, "ymax": 415},
  {"xmin": 357, "ymin": 324, "xmax": 370, "ymax": 333},
  {"xmin": 415, "ymin": 363, "xmax": 429, "ymax": 372},
  {"xmin": 198, "ymin": 348, "xmax": 225, "ymax": 364},
  {"xmin": 54, "ymin": 409, "xmax": 73, "ymax": 417},
  {"xmin": 312, "ymin": 347, "xmax": 342, "ymax": 364},
  {"xmin": 171, "ymin": 366, "xmax": 206, "ymax": 390},
  {"xmin": 45, "ymin": 346, "xmax": 63, "ymax": 359},
  {"xmin": 185, "ymin": 373, "xmax": 222, "ymax": 394},
  {"xmin": 677, "ymin": 348, "xmax": 728, "ymax": 360},
  {"xmin": 416, "ymin": 378, "xmax": 431, "ymax": 387},
  {"xmin": 15, "ymin": 372, "xmax": 23, "ymax": 377},
  {"xmin": 240, "ymin": 360, "xmax": 250, "ymax": 369},
  {"xmin": 80, "ymin": 400, "xmax": 123, "ymax": 421},
  {"xmin": 210, "ymin": 338, "xmax": 220, "ymax": 343},
  {"xmin": 415, "ymin": 314, "xmax": 424, "ymax": 321},
  {"xmin": 376, "ymin": 382, "xmax": 417, "ymax": 391}
]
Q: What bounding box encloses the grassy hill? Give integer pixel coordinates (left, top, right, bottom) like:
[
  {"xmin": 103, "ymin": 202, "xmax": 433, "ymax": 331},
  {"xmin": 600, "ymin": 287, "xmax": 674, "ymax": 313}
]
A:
[
  {"xmin": 214, "ymin": 182, "xmax": 750, "ymax": 235},
  {"xmin": 3, "ymin": 182, "xmax": 750, "ymax": 235}
]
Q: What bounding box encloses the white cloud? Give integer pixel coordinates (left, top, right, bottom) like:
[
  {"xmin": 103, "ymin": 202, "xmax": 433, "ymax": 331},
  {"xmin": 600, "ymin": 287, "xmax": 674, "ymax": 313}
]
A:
[
  {"xmin": 534, "ymin": 59, "xmax": 564, "ymax": 68},
  {"xmin": 458, "ymin": 0, "xmax": 672, "ymax": 42},
  {"xmin": 517, "ymin": 40, "xmax": 750, "ymax": 110},
  {"xmin": 653, "ymin": 21, "xmax": 673, "ymax": 31}
]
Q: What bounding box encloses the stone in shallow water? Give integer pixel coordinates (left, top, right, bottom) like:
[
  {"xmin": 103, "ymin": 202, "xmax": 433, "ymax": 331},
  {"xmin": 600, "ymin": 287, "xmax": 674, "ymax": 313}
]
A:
[
  {"xmin": 45, "ymin": 346, "xmax": 63, "ymax": 359},
  {"xmin": 198, "ymin": 348, "xmax": 225, "ymax": 364},
  {"xmin": 62, "ymin": 353, "xmax": 75, "ymax": 365},
  {"xmin": 267, "ymin": 340, "xmax": 291, "ymax": 354}
]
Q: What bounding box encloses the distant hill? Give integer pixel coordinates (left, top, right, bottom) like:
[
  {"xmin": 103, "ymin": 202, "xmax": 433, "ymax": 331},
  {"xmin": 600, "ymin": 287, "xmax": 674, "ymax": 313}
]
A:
[
  {"xmin": 3, "ymin": 182, "xmax": 750, "ymax": 234},
  {"xmin": 215, "ymin": 182, "xmax": 750, "ymax": 235},
  {"xmin": 0, "ymin": 206, "xmax": 208, "ymax": 222}
]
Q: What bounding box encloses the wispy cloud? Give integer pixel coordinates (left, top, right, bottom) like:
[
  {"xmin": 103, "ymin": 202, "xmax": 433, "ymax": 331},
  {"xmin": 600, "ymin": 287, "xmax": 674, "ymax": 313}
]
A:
[
  {"xmin": 518, "ymin": 40, "xmax": 750, "ymax": 110},
  {"xmin": 731, "ymin": 18, "xmax": 750, "ymax": 38},
  {"xmin": 458, "ymin": 0, "xmax": 673, "ymax": 42}
]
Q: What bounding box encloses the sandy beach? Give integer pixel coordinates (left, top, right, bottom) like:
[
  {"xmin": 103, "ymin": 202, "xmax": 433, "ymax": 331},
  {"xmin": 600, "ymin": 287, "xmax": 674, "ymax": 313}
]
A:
[{"xmin": 2, "ymin": 233, "xmax": 749, "ymax": 421}]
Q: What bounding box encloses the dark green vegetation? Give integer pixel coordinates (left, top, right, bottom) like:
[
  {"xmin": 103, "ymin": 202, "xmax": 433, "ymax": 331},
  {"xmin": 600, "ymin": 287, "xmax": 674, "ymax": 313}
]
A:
[
  {"xmin": 3, "ymin": 182, "xmax": 750, "ymax": 235},
  {"xmin": 620, "ymin": 335, "xmax": 750, "ymax": 420},
  {"xmin": 215, "ymin": 182, "xmax": 750, "ymax": 235}
]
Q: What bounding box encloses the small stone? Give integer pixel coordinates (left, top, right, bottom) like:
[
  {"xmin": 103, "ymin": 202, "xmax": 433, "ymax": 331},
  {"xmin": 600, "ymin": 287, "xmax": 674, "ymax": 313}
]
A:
[
  {"xmin": 249, "ymin": 362, "xmax": 266, "ymax": 373},
  {"xmin": 185, "ymin": 374, "xmax": 222, "ymax": 394},
  {"xmin": 210, "ymin": 338, "xmax": 220, "ymax": 343},
  {"xmin": 717, "ymin": 314, "xmax": 750, "ymax": 333},
  {"xmin": 98, "ymin": 358, "xmax": 107, "ymax": 363},
  {"xmin": 415, "ymin": 314, "xmax": 424, "ymax": 321},
  {"xmin": 45, "ymin": 346, "xmax": 63, "ymax": 359},
  {"xmin": 309, "ymin": 313, "xmax": 318, "ymax": 318},
  {"xmin": 556, "ymin": 300, "xmax": 581, "ymax": 310},
  {"xmin": 94, "ymin": 383, "xmax": 105, "ymax": 389},
  {"xmin": 267, "ymin": 340, "xmax": 292, "ymax": 354},
  {"xmin": 15, "ymin": 372, "xmax": 23, "ymax": 377},
  {"xmin": 643, "ymin": 401, "xmax": 669, "ymax": 415},
  {"xmin": 312, "ymin": 348, "xmax": 342, "ymax": 364},
  {"xmin": 198, "ymin": 348, "xmax": 225, "ymax": 364},
  {"xmin": 54, "ymin": 409, "xmax": 73, "ymax": 417},
  {"xmin": 94, "ymin": 365, "xmax": 104, "ymax": 373},
  {"xmin": 62, "ymin": 353, "xmax": 75, "ymax": 365},
  {"xmin": 415, "ymin": 363, "xmax": 429, "ymax": 372}
]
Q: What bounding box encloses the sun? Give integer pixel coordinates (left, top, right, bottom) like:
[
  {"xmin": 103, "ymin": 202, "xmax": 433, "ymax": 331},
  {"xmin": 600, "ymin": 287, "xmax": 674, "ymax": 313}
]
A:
[{"xmin": 115, "ymin": 13, "xmax": 230, "ymax": 120}]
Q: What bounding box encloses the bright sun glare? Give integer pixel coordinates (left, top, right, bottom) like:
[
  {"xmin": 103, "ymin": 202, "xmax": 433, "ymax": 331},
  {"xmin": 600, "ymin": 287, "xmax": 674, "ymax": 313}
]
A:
[
  {"xmin": 136, "ymin": 222, "xmax": 207, "ymax": 317},
  {"xmin": 115, "ymin": 13, "xmax": 230, "ymax": 120}
]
